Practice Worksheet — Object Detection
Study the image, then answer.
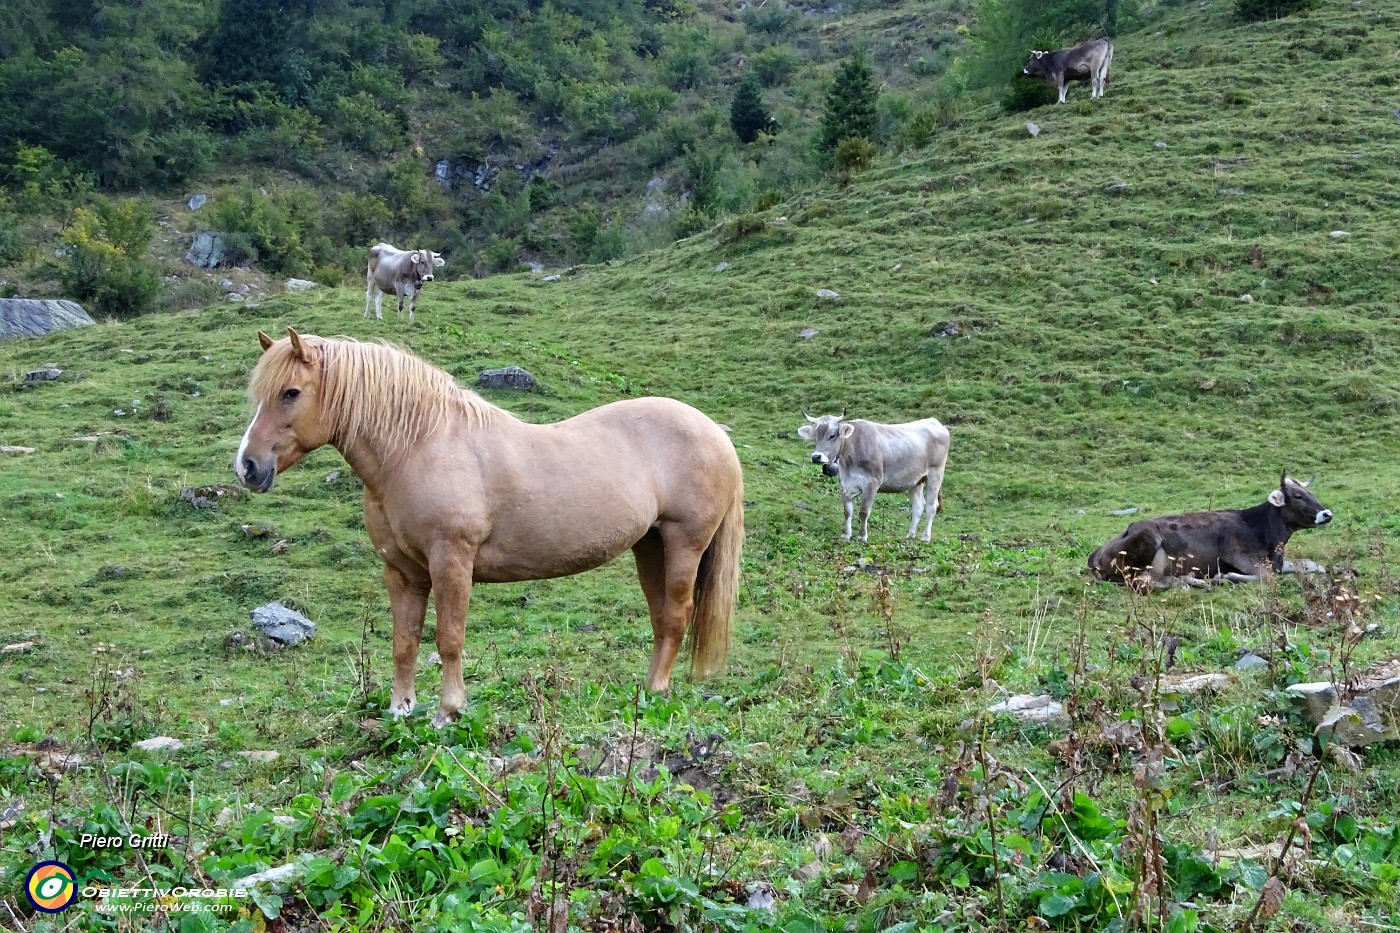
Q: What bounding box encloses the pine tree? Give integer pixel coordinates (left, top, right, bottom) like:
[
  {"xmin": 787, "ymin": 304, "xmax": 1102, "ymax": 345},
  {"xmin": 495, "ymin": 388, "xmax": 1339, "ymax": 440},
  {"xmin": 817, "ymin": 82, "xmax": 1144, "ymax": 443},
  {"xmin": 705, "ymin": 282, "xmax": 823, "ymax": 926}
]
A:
[
  {"xmin": 817, "ymin": 50, "xmax": 879, "ymax": 153},
  {"xmin": 729, "ymin": 71, "xmax": 771, "ymax": 144},
  {"xmin": 203, "ymin": 0, "xmax": 302, "ymax": 92}
]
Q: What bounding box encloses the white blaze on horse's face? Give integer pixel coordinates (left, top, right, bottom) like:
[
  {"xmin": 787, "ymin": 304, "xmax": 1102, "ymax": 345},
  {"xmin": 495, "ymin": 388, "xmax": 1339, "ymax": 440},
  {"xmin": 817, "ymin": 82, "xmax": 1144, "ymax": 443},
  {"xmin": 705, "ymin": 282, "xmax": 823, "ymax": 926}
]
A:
[{"xmin": 234, "ymin": 329, "xmax": 332, "ymax": 493}]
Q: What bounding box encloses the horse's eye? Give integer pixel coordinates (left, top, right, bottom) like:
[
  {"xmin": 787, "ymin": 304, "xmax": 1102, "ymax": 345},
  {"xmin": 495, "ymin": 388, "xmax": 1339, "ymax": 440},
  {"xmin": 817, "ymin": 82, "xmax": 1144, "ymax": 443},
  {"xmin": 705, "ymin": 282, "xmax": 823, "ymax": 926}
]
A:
[{"xmin": 282, "ymin": 388, "xmax": 301, "ymax": 401}]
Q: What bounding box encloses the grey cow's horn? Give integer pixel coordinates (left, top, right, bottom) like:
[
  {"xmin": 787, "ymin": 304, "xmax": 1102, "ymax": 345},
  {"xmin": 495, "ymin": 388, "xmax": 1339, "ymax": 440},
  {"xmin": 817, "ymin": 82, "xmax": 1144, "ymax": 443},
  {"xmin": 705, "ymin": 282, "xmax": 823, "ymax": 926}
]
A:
[{"xmin": 803, "ymin": 411, "xmax": 820, "ymax": 423}]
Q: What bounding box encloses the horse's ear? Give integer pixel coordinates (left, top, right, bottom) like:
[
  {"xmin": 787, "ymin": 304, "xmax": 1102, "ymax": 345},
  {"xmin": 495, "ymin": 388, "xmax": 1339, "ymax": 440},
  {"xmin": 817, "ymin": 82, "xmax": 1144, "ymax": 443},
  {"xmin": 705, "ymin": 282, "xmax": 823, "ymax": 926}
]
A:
[
  {"xmin": 257, "ymin": 330, "xmax": 274, "ymax": 352},
  {"xmin": 287, "ymin": 327, "xmax": 310, "ymax": 363}
]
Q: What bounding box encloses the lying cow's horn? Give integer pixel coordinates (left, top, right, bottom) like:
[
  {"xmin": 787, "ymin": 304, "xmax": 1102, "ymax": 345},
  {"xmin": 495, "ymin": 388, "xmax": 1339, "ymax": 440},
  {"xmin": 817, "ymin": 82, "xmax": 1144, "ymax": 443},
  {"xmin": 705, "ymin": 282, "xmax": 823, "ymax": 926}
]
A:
[
  {"xmin": 1304, "ymin": 475, "xmax": 1315, "ymax": 488},
  {"xmin": 1280, "ymin": 470, "xmax": 1289, "ymax": 495}
]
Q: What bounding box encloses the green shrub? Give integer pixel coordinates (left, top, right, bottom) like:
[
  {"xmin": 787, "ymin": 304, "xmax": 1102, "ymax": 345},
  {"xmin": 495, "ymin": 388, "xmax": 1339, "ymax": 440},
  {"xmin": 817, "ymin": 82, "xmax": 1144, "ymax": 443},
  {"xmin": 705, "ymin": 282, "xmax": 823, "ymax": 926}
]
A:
[
  {"xmin": 0, "ymin": 210, "xmax": 23, "ymax": 265},
  {"xmin": 1001, "ymin": 74, "xmax": 1059, "ymax": 112},
  {"xmin": 208, "ymin": 186, "xmax": 320, "ymax": 274},
  {"xmin": 831, "ymin": 136, "xmax": 878, "ymax": 175},
  {"xmin": 53, "ymin": 200, "xmax": 160, "ymax": 318},
  {"xmin": 1234, "ymin": 0, "xmax": 1320, "ymax": 21},
  {"xmin": 750, "ymin": 46, "xmax": 800, "ymax": 86}
]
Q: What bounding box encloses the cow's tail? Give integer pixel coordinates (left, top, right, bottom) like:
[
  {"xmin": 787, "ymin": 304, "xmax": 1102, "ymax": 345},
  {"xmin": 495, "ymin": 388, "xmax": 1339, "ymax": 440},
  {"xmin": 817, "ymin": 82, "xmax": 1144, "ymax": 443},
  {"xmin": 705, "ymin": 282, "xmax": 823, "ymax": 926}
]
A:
[{"xmin": 688, "ymin": 477, "xmax": 744, "ymax": 680}]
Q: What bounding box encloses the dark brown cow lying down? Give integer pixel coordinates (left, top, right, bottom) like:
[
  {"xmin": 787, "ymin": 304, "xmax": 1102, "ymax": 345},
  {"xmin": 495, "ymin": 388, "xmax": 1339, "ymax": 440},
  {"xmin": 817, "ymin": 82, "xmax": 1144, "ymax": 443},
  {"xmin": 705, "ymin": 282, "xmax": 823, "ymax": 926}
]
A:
[{"xmin": 1089, "ymin": 474, "xmax": 1333, "ymax": 591}]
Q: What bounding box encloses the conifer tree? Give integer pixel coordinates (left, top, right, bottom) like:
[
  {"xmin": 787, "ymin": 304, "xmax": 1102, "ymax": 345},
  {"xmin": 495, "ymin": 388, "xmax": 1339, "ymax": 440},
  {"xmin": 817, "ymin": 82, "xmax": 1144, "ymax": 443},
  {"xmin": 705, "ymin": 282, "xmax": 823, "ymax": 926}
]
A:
[
  {"xmin": 729, "ymin": 71, "xmax": 771, "ymax": 144},
  {"xmin": 817, "ymin": 50, "xmax": 878, "ymax": 153}
]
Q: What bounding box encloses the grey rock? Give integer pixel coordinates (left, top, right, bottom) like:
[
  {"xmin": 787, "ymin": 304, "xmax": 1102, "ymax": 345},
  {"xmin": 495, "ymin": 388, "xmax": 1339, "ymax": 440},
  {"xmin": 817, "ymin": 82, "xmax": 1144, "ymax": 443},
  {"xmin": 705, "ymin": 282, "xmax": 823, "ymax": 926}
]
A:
[
  {"xmin": 434, "ymin": 159, "xmax": 452, "ymax": 188},
  {"xmin": 1234, "ymin": 652, "xmax": 1269, "ymax": 671},
  {"xmin": 1026, "ymin": 121, "xmax": 1041, "ymax": 137},
  {"xmin": 218, "ymin": 278, "xmax": 233, "ymax": 289},
  {"xmin": 988, "ymin": 693, "xmax": 1068, "ymax": 727},
  {"xmin": 1240, "ymin": 294, "xmax": 1254, "ymax": 303},
  {"xmin": 238, "ymin": 750, "xmax": 280, "ymax": 764},
  {"xmin": 1112, "ymin": 507, "xmax": 1139, "ymax": 515},
  {"xmin": 250, "ymin": 601, "xmax": 316, "ymax": 647},
  {"xmin": 798, "ymin": 328, "xmax": 819, "ymax": 340},
  {"xmin": 1329, "ymin": 230, "xmax": 1350, "ymax": 239},
  {"xmin": 1154, "ymin": 140, "xmax": 1168, "ymax": 149},
  {"xmin": 284, "ymin": 278, "xmax": 318, "ymax": 292},
  {"xmin": 816, "ymin": 288, "xmax": 840, "ymax": 300},
  {"xmin": 1286, "ymin": 682, "xmax": 1340, "ymax": 725},
  {"xmin": 931, "ymin": 321, "xmax": 961, "ymax": 339},
  {"xmin": 1, "ymin": 300, "xmax": 93, "ymax": 340},
  {"xmin": 542, "ymin": 273, "xmax": 561, "ymax": 282},
  {"xmin": 25, "ymin": 367, "xmax": 62, "ymax": 381},
  {"xmin": 323, "ymin": 470, "xmax": 341, "ymax": 484},
  {"xmin": 1316, "ymin": 699, "xmax": 1397, "ymax": 748},
  {"xmin": 238, "ymin": 862, "xmax": 300, "ymax": 892},
  {"xmin": 716, "ymin": 262, "xmax": 729, "ymax": 272},
  {"xmin": 477, "ymin": 366, "xmax": 537, "ymax": 392},
  {"xmin": 134, "ymin": 736, "xmax": 184, "ymax": 752},
  {"xmin": 0, "ymin": 445, "xmax": 35, "ymax": 454},
  {"xmin": 187, "ymin": 194, "xmax": 207, "ymax": 210},
  {"xmin": 521, "ymin": 261, "xmax": 545, "ymax": 274},
  {"xmin": 186, "ymin": 231, "xmax": 228, "ymax": 268},
  {"xmin": 1162, "ymin": 672, "xmax": 1232, "ymax": 696},
  {"xmin": 645, "ymin": 176, "xmax": 667, "ymax": 197}
]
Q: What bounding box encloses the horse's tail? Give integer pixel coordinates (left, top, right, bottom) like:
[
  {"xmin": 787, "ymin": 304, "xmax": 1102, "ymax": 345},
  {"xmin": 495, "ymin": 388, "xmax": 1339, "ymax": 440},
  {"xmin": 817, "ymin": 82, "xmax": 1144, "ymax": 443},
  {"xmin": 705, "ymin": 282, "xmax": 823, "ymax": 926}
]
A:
[{"xmin": 689, "ymin": 477, "xmax": 744, "ymax": 679}]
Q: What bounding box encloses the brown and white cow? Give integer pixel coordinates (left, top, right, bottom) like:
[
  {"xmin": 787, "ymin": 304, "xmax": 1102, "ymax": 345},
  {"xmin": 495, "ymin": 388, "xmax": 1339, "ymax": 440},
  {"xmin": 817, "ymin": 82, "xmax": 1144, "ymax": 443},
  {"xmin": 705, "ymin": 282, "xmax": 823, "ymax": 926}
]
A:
[
  {"xmin": 1023, "ymin": 37, "xmax": 1114, "ymax": 104},
  {"xmin": 1088, "ymin": 474, "xmax": 1333, "ymax": 591},
  {"xmin": 365, "ymin": 242, "xmax": 445, "ymax": 322},
  {"xmin": 797, "ymin": 413, "xmax": 949, "ymax": 542}
]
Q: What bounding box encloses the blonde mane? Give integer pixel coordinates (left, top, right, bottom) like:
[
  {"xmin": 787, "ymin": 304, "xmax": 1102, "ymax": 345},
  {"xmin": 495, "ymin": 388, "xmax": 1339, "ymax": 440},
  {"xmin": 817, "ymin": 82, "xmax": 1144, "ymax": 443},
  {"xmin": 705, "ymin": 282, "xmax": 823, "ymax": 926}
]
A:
[{"xmin": 249, "ymin": 337, "xmax": 511, "ymax": 454}]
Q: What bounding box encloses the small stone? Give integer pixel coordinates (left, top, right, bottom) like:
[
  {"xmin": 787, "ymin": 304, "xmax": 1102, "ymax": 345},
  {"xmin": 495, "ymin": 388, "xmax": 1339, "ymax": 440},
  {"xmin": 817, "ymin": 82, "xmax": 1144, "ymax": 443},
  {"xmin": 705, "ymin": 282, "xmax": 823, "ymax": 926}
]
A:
[
  {"xmin": 238, "ymin": 863, "xmax": 300, "ymax": 892},
  {"xmin": 1329, "ymin": 231, "xmax": 1350, "ymax": 239},
  {"xmin": 988, "ymin": 694, "xmax": 1069, "ymax": 726},
  {"xmin": 1162, "ymin": 672, "xmax": 1232, "ymax": 695},
  {"xmin": 1154, "ymin": 140, "xmax": 1168, "ymax": 149},
  {"xmin": 219, "ymin": 698, "xmax": 239, "ymax": 706},
  {"xmin": 1235, "ymin": 652, "xmax": 1269, "ymax": 671},
  {"xmin": 187, "ymin": 194, "xmax": 207, "ymax": 210},
  {"xmin": 931, "ymin": 321, "xmax": 961, "ymax": 339},
  {"xmin": 717, "ymin": 424, "xmax": 732, "ymax": 433},
  {"xmin": 241, "ymin": 523, "xmax": 277, "ymax": 540},
  {"xmin": 715, "ymin": 262, "xmax": 729, "ymax": 272},
  {"xmin": 134, "ymin": 737, "xmax": 184, "ymax": 752},
  {"xmin": 477, "ymin": 366, "xmax": 537, "ymax": 392},
  {"xmin": 270, "ymin": 539, "xmax": 290, "ymax": 554},
  {"xmin": 2, "ymin": 641, "xmax": 36, "ymax": 653},
  {"xmin": 427, "ymin": 651, "xmax": 441, "ymax": 665},
  {"xmin": 815, "ymin": 289, "xmax": 840, "ymax": 300},
  {"xmin": 25, "ymin": 368, "xmax": 62, "ymax": 382},
  {"xmin": 746, "ymin": 882, "xmax": 777, "ymax": 910},
  {"xmin": 1026, "ymin": 121, "xmax": 1041, "ymax": 137},
  {"xmin": 1240, "ymin": 294, "xmax": 1254, "ymax": 303},
  {"xmin": 0, "ymin": 446, "xmax": 35, "ymax": 455},
  {"xmin": 798, "ymin": 328, "xmax": 819, "ymax": 340},
  {"xmin": 1112, "ymin": 507, "xmax": 1139, "ymax": 515},
  {"xmin": 238, "ymin": 750, "xmax": 280, "ymax": 763},
  {"xmin": 250, "ymin": 601, "xmax": 316, "ymax": 647},
  {"xmin": 542, "ymin": 274, "xmax": 561, "ymax": 282},
  {"xmin": 284, "ymin": 278, "xmax": 318, "ymax": 292}
]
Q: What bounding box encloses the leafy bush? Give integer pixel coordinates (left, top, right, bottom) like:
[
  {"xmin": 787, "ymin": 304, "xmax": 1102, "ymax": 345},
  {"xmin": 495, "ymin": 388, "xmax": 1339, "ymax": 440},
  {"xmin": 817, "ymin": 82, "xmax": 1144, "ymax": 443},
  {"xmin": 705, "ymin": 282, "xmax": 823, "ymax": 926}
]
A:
[
  {"xmin": 831, "ymin": 136, "xmax": 878, "ymax": 175},
  {"xmin": 1001, "ymin": 73, "xmax": 1060, "ymax": 112},
  {"xmin": 1234, "ymin": 0, "xmax": 1320, "ymax": 20},
  {"xmin": 750, "ymin": 46, "xmax": 800, "ymax": 86},
  {"xmin": 52, "ymin": 200, "xmax": 160, "ymax": 318},
  {"xmin": 0, "ymin": 209, "xmax": 23, "ymax": 265},
  {"xmin": 209, "ymin": 186, "xmax": 321, "ymax": 274}
]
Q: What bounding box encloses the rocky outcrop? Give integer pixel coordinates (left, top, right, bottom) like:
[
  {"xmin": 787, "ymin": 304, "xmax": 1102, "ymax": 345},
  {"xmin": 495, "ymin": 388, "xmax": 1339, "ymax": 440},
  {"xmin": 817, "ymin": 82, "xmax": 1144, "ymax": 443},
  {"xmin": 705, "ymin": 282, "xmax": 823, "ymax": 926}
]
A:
[{"xmin": 0, "ymin": 299, "xmax": 94, "ymax": 339}]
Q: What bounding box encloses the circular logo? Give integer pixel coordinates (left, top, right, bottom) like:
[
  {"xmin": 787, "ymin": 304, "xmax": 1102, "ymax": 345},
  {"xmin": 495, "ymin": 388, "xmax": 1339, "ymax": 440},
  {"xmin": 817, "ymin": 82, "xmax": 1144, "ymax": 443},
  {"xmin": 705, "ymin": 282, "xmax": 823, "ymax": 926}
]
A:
[{"xmin": 26, "ymin": 861, "xmax": 78, "ymax": 913}]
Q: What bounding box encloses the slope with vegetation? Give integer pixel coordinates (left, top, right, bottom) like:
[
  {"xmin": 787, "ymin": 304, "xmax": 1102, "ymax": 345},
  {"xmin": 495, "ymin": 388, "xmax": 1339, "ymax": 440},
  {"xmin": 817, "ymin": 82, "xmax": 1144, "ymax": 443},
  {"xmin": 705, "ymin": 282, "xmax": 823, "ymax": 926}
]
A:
[{"xmin": 2, "ymin": 0, "xmax": 1400, "ymax": 930}]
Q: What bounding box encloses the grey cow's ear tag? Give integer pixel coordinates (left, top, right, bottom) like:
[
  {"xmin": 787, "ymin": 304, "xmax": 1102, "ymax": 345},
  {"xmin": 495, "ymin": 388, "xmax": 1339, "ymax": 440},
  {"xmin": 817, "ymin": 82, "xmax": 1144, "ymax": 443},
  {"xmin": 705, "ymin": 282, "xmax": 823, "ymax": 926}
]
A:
[{"xmin": 1268, "ymin": 489, "xmax": 1286, "ymax": 507}]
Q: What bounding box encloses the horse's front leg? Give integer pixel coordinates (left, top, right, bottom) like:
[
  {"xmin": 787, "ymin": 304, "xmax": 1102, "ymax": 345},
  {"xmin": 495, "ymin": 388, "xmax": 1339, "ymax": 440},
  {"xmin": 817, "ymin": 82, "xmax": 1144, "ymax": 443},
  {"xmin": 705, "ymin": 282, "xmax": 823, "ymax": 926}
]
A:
[
  {"xmin": 384, "ymin": 562, "xmax": 430, "ymax": 717},
  {"xmin": 429, "ymin": 547, "xmax": 475, "ymax": 726}
]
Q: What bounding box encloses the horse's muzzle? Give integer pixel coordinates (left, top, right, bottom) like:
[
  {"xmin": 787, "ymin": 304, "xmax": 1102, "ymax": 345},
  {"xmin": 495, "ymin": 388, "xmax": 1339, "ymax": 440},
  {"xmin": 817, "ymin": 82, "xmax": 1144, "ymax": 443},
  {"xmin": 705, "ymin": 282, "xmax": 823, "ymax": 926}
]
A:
[{"xmin": 237, "ymin": 457, "xmax": 276, "ymax": 493}]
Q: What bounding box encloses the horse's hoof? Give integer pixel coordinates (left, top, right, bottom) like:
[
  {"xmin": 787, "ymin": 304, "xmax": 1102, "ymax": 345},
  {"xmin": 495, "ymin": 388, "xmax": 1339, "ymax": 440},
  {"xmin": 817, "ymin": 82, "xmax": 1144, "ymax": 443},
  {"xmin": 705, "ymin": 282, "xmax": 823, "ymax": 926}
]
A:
[{"xmin": 430, "ymin": 710, "xmax": 457, "ymax": 729}]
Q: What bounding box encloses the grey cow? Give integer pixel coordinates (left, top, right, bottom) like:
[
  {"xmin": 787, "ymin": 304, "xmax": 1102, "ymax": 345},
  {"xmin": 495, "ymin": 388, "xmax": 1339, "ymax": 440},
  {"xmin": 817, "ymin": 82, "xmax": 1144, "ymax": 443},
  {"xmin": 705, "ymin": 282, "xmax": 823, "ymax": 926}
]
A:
[
  {"xmin": 1088, "ymin": 474, "xmax": 1333, "ymax": 591},
  {"xmin": 1023, "ymin": 37, "xmax": 1114, "ymax": 104},
  {"xmin": 798, "ymin": 413, "xmax": 950, "ymax": 542},
  {"xmin": 365, "ymin": 242, "xmax": 445, "ymax": 322}
]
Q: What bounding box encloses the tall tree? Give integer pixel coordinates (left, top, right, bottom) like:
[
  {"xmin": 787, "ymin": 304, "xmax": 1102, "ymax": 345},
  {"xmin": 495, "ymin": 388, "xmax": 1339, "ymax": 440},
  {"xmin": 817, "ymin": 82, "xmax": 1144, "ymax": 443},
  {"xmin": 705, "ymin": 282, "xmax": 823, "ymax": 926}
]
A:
[
  {"xmin": 817, "ymin": 50, "xmax": 878, "ymax": 153},
  {"xmin": 203, "ymin": 0, "xmax": 304, "ymax": 93},
  {"xmin": 729, "ymin": 71, "xmax": 770, "ymax": 144}
]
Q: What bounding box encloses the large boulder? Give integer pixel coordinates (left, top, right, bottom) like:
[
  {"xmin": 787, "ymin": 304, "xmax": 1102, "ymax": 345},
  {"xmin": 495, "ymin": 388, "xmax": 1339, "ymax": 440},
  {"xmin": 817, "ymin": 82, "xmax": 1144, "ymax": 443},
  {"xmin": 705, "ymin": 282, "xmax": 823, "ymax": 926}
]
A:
[
  {"xmin": 0, "ymin": 299, "xmax": 94, "ymax": 340},
  {"xmin": 186, "ymin": 231, "xmax": 229, "ymax": 268}
]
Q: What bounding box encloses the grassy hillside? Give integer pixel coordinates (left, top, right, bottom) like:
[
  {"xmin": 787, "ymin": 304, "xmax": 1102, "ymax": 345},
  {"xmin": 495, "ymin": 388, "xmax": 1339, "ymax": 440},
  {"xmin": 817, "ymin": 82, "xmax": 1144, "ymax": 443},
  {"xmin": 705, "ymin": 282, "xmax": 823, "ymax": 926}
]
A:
[{"xmin": 3, "ymin": 1, "xmax": 1400, "ymax": 930}]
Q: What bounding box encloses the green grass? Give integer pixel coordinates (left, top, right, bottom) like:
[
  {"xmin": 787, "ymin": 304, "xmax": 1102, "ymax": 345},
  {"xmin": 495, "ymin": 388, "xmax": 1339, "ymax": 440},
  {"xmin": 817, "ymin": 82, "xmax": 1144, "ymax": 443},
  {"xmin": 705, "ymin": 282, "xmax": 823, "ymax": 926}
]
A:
[{"xmin": 3, "ymin": 1, "xmax": 1400, "ymax": 929}]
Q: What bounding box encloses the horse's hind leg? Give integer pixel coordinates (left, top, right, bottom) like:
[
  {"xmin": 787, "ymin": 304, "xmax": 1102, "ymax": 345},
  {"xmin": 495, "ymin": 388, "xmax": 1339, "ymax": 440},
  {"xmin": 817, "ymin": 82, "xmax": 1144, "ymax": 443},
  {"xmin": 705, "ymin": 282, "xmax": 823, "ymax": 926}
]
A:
[
  {"xmin": 384, "ymin": 563, "xmax": 430, "ymax": 717},
  {"xmin": 634, "ymin": 526, "xmax": 705, "ymax": 692}
]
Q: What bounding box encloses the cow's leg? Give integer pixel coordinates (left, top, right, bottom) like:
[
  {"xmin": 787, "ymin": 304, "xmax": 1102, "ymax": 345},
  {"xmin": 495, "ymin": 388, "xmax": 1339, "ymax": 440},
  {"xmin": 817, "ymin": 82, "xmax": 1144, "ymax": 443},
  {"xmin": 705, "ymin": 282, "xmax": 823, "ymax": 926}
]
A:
[
  {"xmin": 365, "ymin": 281, "xmax": 374, "ymax": 318},
  {"xmin": 856, "ymin": 481, "xmax": 878, "ymax": 542},
  {"xmin": 1220, "ymin": 572, "xmax": 1261, "ymax": 584},
  {"xmin": 840, "ymin": 493, "xmax": 855, "ymax": 541},
  {"xmin": 906, "ymin": 481, "xmax": 926, "ymax": 540},
  {"xmin": 1057, "ymin": 78, "xmax": 1067, "ymax": 104},
  {"xmin": 921, "ymin": 469, "xmax": 945, "ymax": 542},
  {"xmin": 395, "ymin": 282, "xmax": 407, "ymax": 318},
  {"xmin": 407, "ymin": 285, "xmax": 417, "ymax": 323},
  {"xmin": 427, "ymin": 544, "xmax": 475, "ymax": 726},
  {"xmin": 374, "ymin": 288, "xmax": 385, "ymax": 320}
]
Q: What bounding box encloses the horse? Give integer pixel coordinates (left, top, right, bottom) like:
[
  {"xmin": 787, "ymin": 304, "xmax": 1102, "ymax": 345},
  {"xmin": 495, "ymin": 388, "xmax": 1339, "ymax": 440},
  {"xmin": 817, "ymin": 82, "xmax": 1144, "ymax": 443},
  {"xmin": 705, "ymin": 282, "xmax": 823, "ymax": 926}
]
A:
[{"xmin": 234, "ymin": 328, "xmax": 744, "ymax": 726}]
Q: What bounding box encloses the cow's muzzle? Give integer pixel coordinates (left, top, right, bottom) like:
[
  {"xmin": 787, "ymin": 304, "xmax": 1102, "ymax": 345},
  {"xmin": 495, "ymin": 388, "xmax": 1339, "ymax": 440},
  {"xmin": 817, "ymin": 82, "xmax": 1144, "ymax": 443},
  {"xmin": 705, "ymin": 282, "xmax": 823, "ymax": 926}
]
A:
[
  {"xmin": 1316, "ymin": 509, "xmax": 1333, "ymax": 525},
  {"xmin": 421, "ymin": 274, "xmax": 433, "ymax": 283},
  {"xmin": 811, "ymin": 452, "xmax": 828, "ymax": 464},
  {"xmin": 821, "ymin": 463, "xmax": 839, "ymax": 478}
]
